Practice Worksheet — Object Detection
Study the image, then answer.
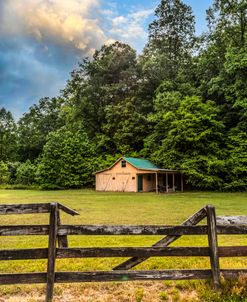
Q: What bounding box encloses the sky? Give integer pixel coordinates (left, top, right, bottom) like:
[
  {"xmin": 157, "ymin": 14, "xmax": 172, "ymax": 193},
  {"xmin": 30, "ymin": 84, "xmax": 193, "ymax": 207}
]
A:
[{"xmin": 0, "ymin": 0, "xmax": 212, "ymax": 119}]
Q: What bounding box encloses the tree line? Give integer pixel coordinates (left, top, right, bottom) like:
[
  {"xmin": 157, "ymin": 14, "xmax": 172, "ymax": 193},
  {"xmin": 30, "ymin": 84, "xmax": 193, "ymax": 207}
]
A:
[{"xmin": 0, "ymin": 0, "xmax": 246, "ymax": 190}]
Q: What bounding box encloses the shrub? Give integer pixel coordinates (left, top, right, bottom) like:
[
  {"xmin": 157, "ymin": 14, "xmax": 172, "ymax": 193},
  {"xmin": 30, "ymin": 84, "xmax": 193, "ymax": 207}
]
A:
[
  {"xmin": 37, "ymin": 127, "xmax": 97, "ymax": 189},
  {"xmin": 16, "ymin": 160, "xmax": 37, "ymax": 185},
  {"xmin": 0, "ymin": 161, "xmax": 10, "ymax": 184}
]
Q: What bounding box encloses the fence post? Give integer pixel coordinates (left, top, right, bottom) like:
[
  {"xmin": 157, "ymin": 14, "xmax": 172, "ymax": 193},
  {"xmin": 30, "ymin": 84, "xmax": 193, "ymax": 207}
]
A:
[
  {"xmin": 46, "ymin": 203, "xmax": 58, "ymax": 302},
  {"xmin": 206, "ymin": 205, "xmax": 220, "ymax": 290},
  {"xmin": 57, "ymin": 209, "xmax": 68, "ymax": 248}
]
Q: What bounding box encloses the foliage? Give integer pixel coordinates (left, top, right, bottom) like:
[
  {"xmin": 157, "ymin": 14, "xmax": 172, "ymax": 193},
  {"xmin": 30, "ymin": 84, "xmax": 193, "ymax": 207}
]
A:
[
  {"xmin": 198, "ymin": 276, "xmax": 247, "ymax": 302},
  {"xmin": 0, "ymin": 161, "xmax": 10, "ymax": 184},
  {"xmin": 145, "ymin": 93, "xmax": 226, "ymax": 189},
  {"xmin": 103, "ymin": 97, "xmax": 149, "ymax": 153},
  {"xmin": 62, "ymin": 41, "xmax": 139, "ymax": 146},
  {"xmin": 0, "ymin": 108, "xmax": 17, "ymax": 161},
  {"xmin": 7, "ymin": 162, "xmax": 21, "ymax": 184},
  {"xmin": 207, "ymin": 0, "xmax": 247, "ymax": 47},
  {"xmin": 37, "ymin": 127, "xmax": 96, "ymax": 189},
  {"xmin": 142, "ymin": 0, "xmax": 195, "ymax": 89},
  {"xmin": 224, "ymin": 130, "xmax": 247, "ymax": 191},
  {"xmin": 17, "ymin": 97, "xmax": 64, "ymax": 161},
  {"xmin": 16, "ymin": 160, "xmax": 37, "ymax": 185}
]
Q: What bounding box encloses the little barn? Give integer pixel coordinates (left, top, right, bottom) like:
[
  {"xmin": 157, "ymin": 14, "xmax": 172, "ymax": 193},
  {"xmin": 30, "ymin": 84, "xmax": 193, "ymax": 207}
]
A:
[{"xmin": 95, "ymin": 157, "xmax": 183, "ymax": 193}]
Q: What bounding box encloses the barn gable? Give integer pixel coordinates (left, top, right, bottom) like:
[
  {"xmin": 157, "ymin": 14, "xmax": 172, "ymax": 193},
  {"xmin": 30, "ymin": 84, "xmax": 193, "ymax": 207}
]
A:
[{"xmin": 95, "ymin": 157, "xmax": 139, "ymax": 192}]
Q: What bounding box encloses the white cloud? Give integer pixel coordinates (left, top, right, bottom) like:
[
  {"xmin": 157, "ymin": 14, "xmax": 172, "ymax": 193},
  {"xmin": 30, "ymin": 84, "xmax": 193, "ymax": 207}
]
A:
[
  {"xmin": 0, "ymin": 0, "xmax": 155, "ymax": 55},
  {"xmin": 130, "ymin": 9, "xmax": 154, "ymax": 20},
  {"xmin": 0, "ymin": 0, "xmax": 108, "ymax": 56},
  {"xmin": 112, "ymin": 16, "xmax": 128, "ymax": 26},
  {"xmin": 107, "ymin": 8, "xmax": 154, "ymax": 52}
]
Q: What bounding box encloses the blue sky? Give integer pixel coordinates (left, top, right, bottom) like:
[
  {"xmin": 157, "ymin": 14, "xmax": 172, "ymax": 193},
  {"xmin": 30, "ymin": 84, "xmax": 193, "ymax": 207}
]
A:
[{"xmin": 0, "ymin": 0, "xmax": 212, "ymax": 119}]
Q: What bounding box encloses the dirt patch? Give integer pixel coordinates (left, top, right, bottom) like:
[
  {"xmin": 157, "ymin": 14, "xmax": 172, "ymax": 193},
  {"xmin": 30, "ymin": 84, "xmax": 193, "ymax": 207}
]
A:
[{"xmin": 0, "ymin": 282, "xmax": 199, "ymax": 302}]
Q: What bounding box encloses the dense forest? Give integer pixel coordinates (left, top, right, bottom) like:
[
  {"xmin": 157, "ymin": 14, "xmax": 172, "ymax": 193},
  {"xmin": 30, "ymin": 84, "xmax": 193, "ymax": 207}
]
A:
[{"xmin": 0, "ymin": 0, "xmax": 246, "ymax": 190}]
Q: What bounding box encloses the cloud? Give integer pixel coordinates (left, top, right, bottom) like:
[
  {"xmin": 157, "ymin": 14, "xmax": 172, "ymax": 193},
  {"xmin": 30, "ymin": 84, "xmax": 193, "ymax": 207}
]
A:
[
  {"xmin": 0, "ymin": 0, "xmax": 112, "ymax": 118},
  {"xmin": 0, "ymin": 37, "xmax": 68, "ymax": 118},
  {"xmin": 112, "ymin": 16, "xmax": 128, "ymax": 26},
  {"xmin": 0, "ymin": 0, "xmax": 155, "ymax": 118},
  {"xmin": 0, "ymin": 0, "xmax": 108, "ymax": 56},
  {"xmin": 106, "ymin": 8, "xmax": 154, "ymax": 52}
]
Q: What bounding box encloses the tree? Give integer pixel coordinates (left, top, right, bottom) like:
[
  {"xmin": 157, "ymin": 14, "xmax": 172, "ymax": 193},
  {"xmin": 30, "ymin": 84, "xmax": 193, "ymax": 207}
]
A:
[
  {"xmin": 17, "ymin": 97, "xmax": 64, "ymax": 161},
  {"xmin": 37, "ymin": 127, "xmax": 96, "ymax": 189},
  {"xmin": 135, "ymin": 0, "xmax": 196, "ymax": 116},
  {"xmin": 144, "ymin": 0, "xmax": 195, "ymax": 80},
  {"xmin": 103, "ymin": 97, "xmax": 149, "ymax": 154},
  {"xmin": 196, "ymin": 0, "xmax": 247, "ymax": 108},
  {"xmin": 63, "ymin": 41, "xmax": 139, "ymax": 144},
  {"xmin": 207, "ymin": 0, "xmax": 247, "ymax": 47},
  {"xmin": 0, "ymin": 108, "xmax": 17, "ymax": 161},
  {"xmin": 224, "ymin": 46, "xmax": 247, "ymax": 127},
  {"xmin": 145, "ymin": 93, "xmax": 226, "ymax": 189},
  {"xmin": 225, "ymin": 130, "xmax": 247, "ymax": 191}
]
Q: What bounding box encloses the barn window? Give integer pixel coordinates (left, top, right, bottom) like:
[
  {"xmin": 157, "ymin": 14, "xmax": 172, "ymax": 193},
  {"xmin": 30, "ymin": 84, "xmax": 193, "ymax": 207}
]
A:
[
  {"xmin": 121, "ymin": 160, "xmax": 126, "ymax": 168},
  {"xmin": 112, "ymin": 177, "xmax": 115, "ymax": 180},
  {"xmin": 132, "ymin": 177, "xmax": 135, "ymax": 180}
]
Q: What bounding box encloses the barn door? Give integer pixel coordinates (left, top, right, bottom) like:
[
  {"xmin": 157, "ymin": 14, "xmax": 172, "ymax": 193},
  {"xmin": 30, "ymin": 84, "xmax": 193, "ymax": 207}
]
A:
[
  {"xmin": 116, "ymin": 173, "xmax": 130, "ymax": 191},
  {"xmin": 102, "ymin": 174, "xmax": 111, "ymax": 191},
  {"xmin": 137, "ymin": 175, "xmax": 143, "ymax": 192}
]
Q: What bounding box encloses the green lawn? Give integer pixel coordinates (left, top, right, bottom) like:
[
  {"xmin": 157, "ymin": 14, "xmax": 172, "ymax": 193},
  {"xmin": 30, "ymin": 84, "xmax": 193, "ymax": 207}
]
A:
[
  {"xmin": 0, "ymin": 189, "xmax": 247, "ymax": 301},
  {"xmin": 1, "ymin": 189, "xmax": 247, "ymax": 224}
]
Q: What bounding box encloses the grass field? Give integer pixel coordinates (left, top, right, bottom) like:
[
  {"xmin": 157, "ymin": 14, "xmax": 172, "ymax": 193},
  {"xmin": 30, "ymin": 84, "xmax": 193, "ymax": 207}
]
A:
[{"xmin": 1, "ymin": 189, "xmax": 247, "ymax": 302}]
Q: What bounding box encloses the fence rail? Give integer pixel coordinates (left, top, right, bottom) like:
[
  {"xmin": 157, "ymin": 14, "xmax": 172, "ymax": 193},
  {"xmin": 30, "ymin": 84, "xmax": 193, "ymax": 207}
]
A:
[
  {"xmin": 2, "ymin": 246, "xmax": 247, "ymax": 261},
  {"xmin": 0, "ymin": 202, "xmax": 247, "ymax": 301},
  {"xmin": 2, "ymin": 224, "xmax": 247, "ymax": 236}
]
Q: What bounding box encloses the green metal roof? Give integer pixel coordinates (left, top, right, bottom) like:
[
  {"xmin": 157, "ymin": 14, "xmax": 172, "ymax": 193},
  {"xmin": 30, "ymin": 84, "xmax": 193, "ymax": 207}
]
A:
[{"xmin": 124, "ymin": 157, "xmax": 159, "ymax": 170}]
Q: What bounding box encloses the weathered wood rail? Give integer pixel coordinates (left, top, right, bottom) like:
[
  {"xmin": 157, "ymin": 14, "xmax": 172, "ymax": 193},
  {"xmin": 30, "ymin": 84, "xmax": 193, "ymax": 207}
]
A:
[{"xmin": 0, "ymin": 203, "xmax": 247, "ymax": 302}]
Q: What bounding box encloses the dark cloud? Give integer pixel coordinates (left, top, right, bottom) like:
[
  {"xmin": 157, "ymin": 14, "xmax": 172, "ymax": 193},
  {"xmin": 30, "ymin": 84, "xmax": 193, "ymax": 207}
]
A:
[{"xmin": 0, "ymin": 36, "xmax": 78, "ymax": 118}]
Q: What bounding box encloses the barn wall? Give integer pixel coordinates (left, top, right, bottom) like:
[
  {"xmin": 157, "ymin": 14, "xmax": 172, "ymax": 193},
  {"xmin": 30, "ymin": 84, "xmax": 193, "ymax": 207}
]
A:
[
  {"xmin": 96, "ymin": 160, "xmax": 139, "ymax": 192},
  {"xmin": 142, "ymin": 174, "xmax": 156, "ymax": 192}
]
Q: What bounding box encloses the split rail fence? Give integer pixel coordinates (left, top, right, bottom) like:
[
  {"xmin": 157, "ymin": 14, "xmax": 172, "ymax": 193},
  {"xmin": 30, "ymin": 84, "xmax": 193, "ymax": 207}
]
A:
[{"xmin": 1, "ymin": 202, "xmax": 247, "ymax": 302}]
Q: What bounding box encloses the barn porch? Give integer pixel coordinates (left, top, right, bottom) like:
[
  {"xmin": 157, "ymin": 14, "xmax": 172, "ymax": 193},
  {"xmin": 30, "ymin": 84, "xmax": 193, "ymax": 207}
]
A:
[{"xmin": 137, "ymin": 171, "xmax": 183, "ymax": 193}]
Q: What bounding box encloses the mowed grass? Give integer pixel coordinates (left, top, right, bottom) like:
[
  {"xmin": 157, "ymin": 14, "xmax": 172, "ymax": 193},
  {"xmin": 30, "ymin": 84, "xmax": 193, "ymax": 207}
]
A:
[{"xmin": 0, "ymin": 189, "xmax": 247, "ymax": 301}]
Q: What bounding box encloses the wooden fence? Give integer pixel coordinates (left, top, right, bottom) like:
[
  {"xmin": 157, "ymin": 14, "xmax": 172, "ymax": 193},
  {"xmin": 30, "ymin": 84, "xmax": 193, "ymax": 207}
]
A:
[{"xmin": 1, "ymin": 203, "xmax": 247, "ymax": 302}]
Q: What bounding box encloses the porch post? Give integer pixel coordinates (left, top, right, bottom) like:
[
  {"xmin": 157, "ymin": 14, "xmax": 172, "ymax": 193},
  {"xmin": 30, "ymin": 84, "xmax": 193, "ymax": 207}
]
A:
[
  {"xmin": 155, "ymin": 173, "xmax": 158, "ymax": 194},
  {"xmin": 181, "ymin": 173, "xmax": 184, "ymax": 192},
  {"xmin": 166, "ymin": 173, "xmax": 168, "ymax": 193},
  {"xmin": 172, "ymin": 173, "xmax": 175, "ymax": 192}
]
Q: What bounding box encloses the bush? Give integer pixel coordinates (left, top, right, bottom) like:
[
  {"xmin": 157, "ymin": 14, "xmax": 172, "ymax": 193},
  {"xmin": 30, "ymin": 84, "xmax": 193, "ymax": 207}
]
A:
[
  {"xmin": 7, "ymin": 162, "xmax": 21, "ymax": 184},
  {"xmin": 37, "ymin": 127, "xmax": 97, "ymax": 189},
  {"xmin": 16, "ymin": 160, "xmax": 37, "ymax": 185},
  {"xmin": 0, "ymin": 161, "xmax": 10, "ymax": 184}
]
